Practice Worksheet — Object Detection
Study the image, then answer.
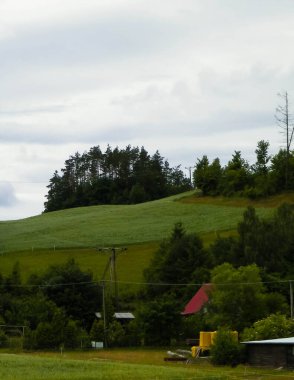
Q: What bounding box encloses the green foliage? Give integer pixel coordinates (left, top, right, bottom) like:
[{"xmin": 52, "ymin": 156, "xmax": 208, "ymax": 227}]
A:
[
  {"xmin": 63, "ymin": 320, "xmax": 84, "ymax": 349},
  {"xmin": 35, "ymin": 321, "xmax": 59, "ymax": 349},
  {"xmin": 209, "ymin": 203, "xmax": 294, "ymax": 276},
  {"xmin": 0, "ymin": 330, "xmax": 8, "ymax": 347},
  {"xmin": 44, "ymin": 145, "xmax": 191, "ymax": 212},
  {"xmin": 242, "ymin": 314, "xmax": 294, "ymax": 341},
  {"xmin": 39, "ymin": 259, "xmax": 101, "ymax": 330},
  {"xmin": 90, "ymin": 320, "xmax": 104, "ymax": 342},
  {"xmin": 270, "ymin": 149, "xmax": 294, "ymax": 192},
  {"xmin": 5, "ymin": 293, "xmax": 58, "ymax": 329},
  {"xmin": 220, "ymin": 151, "xmax": 251, "ymax": 196},
  {"xmin": 107, "ymin": 320, "xmax": 125, "ymax": 347},
  {"xmin": 210, "ymin": 329, "xmax": 244, "ymax": 366},
  {"xmin": 144, "ymin": 223, "xmax": 212, "ymax": 299},
  {"xmin": 137, "ymin": 295, "xmax": 182, "ymax": 346},
  {"xmin": 207, "ymin": 264, "xmax": 268, "ymax": 331},
  {"xmin": 181, "ymin": 313, "xmax": 209, "ymax": 339},
  {"xmin": 193, "ymin": 141, "xmax": 294, "ymax": 199},
  {"xmin": 194, "ymin": 156, "xmax": 222, "ymax": 195}
]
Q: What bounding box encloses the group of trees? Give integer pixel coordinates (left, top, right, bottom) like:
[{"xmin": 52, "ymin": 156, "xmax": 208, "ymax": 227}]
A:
[
  {"xmin": 138, "ymin": 204, "xmax": 294, "ymax": 345},
  {"xmin": 194, "ymin": 142, "xmax": 294, "ymax": 198},
  {"xmin": 0, "ymin": 260, "xmax": 102, "ymax": 349},
  {"xmin": 194, "ymin": 92, "xmax": 294, "ymax": 199},
  {"xmin": 0, "ymin": 260, "xmax": 143, "ymax": 350},
  {"xmin": 1, "ymin": 205, "xmax": 294, "ymax": 350},
  {"xmin": 44, "ymin": 145, "xmax": 191, "ymax": 212}
]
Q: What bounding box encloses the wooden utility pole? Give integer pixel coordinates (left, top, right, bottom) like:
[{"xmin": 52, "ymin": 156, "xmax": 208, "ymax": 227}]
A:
[
  {"xmin": 290, "ymin": 280, "xmax": 293, "ymax": 319},
  {"xmin": 97, "ymin": 247, "xmax": 127, "ymax": 310}
]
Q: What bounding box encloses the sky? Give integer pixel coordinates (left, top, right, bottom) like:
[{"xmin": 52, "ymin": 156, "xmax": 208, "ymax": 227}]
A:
[{"xmin": 1, "ymin": 0, "xmax": 294, "ymax": 220}]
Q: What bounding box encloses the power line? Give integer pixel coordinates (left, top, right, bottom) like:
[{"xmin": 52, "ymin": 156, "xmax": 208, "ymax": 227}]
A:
[{"xmin": 1, "ymin": 278, "xmax": 293, "ymax": 289}]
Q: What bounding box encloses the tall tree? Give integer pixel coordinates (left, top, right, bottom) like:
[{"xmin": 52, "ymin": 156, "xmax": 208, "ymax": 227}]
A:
[
  {"xmin": 275, "ymin": 91, "xmax": 294, "ymax": 189},
  {"xmin": 207, "ymin": 263, "xmax": 279, "ymax": 331},
  {"xmin": 220, "ymin": 151, "xmax": 251, "ymax": 195}
]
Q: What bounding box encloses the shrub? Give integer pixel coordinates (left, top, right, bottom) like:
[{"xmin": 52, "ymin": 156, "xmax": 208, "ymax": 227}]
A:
[
  {"xmin": 210, "ymin": 329, "xmax": 244, "ymax": 366},
  {"xmin": 0, "ymin": 330, "xmax": 8, "ymax": 347}
]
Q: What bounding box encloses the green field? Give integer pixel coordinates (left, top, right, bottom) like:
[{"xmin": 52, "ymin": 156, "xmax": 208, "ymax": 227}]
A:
[
  {"xmin": 0, "ymin": 190, "xmax": 293, "ymax": 281},
  {"xmin": 0, "ymin": 351, "xmax": 294, "ymax": 380},
  {"xmin": 0, "ymin": 191, "xmax": 276, "ymax": 252}
]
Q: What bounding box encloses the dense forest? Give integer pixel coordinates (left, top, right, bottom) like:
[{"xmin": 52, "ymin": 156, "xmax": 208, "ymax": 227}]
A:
[{"xmin": 44, "ymin": 145, "xmax": 191, "ymax": 212}]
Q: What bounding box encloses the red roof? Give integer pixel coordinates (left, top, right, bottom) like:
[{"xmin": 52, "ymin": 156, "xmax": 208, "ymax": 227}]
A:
[{"xmin": 181, "ymin": 284, "xmax": 212, "ymax": 316}]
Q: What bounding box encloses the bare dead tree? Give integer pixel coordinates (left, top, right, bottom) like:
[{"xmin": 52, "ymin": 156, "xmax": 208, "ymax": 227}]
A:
[{"xmin": 275, "ymin": 91, "xmax": 294, "ymax": 188}]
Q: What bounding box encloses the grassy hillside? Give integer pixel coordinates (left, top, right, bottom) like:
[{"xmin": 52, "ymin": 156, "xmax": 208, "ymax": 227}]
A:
[
  {"xmin": 0, "ymin": 190, "xmax": 292, "ymax": 282},
  {"xmin": 0, "ymin": 191, "xmax": 277, "ymax": 253}
]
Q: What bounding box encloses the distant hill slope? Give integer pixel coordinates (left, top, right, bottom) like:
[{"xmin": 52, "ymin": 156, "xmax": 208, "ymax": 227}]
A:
[{"xmin": 0, "ymin": 191, "xmax": 277, "ymax": 253}]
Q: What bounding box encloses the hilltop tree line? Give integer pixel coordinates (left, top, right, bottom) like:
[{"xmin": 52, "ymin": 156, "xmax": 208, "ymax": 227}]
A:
[
  {"xmin": 44, "ymin": 140, "xmax": 294, "ymax": 213},
  {"xmin": 44, "ymin": 145, "xmax": 191, "ymax": 212},
  {"xmin": 194, "ymin": 141, "xmax": 294, "ymax": 198}
]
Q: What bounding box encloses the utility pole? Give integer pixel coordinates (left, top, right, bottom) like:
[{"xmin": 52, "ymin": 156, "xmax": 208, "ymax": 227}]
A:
[
  {"xmin": 101, "ymin": 280, "xmax": 107, "ymax": 347},
  {"xmin": 185, "ymin": 166, "xmax": 195, "ymax": 187},
  {"xmin": 97, "ymin": 247, "xmax": 127, "ymax": 310},
  {"xmin": 290, "ymin": 280, "xmax": 293, "ymax": 319}
]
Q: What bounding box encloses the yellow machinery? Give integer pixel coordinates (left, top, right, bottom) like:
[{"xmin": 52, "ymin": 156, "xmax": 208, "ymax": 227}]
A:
[{"xmin": 191, "ymin": 331, "xmax": 238, "ymax": 358}]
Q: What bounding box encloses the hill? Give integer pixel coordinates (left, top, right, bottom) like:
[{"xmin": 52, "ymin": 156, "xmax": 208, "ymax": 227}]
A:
[{"xmin": 0, "ymin": 190, "xmax": 292, "ymax": 283}]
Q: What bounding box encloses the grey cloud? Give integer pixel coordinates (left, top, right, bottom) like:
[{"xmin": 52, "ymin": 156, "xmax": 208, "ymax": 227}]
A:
[
  {"xmin": 0, "ymin": 182, "xmax": 17, "ymax": 207},
  {"xmin": 0, "ymin": 104, "xmax": 66, "ymax": 116},
  {"xmin": 0, "ymin": 121, "xmax": 136, "ymax": 145},
  {"xmin": 0, "ymin": 13, "xmax": 183, "ymax": 71},
  {"xmin": 0, "ymin": 105, "xmax": 274, "ymax": 145}
]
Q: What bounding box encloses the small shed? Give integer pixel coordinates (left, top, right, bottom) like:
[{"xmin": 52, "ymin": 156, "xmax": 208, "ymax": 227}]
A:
[
  {"xmin": 242, "ymin": 337, "xmax": 294, "ymax": 368},
  {"xmin": 95, "ymin": 312, "xmax": 135, "ymax": 323},
  {"xmin": 113, "ymin": 312, "xmax": 135, "ymax": 323}
]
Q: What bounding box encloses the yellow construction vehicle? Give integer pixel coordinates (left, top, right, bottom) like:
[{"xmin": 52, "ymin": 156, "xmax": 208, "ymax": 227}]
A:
[{"xmin": 191, "ymin": 331, "xmax": 238, "ymax": 358}]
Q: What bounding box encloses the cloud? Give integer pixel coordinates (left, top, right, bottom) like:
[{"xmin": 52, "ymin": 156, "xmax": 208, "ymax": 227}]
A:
[
  {"xmin": 0, "ymin": 182, "xmax": 17, "ymax": 207},
  {"xmin": 0, "ymin": 0, "xmax": 294, "ymax": 220}
]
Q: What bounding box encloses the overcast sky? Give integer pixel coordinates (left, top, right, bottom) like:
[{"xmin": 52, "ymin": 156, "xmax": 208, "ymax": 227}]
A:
[{"xmin": 1, "ymin": 0, "xmax": 294, "ymax": 220}]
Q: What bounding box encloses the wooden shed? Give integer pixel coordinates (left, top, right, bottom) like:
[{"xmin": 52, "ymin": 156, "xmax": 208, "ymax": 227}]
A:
[{"xmin": 242, "ymin": 337, "xmax": 294, "ymax": 368}]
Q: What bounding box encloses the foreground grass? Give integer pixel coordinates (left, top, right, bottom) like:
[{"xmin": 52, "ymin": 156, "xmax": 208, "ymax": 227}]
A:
[{"xmin": 1, "ymin": 351, "xmax": 294, "ymax": 380}]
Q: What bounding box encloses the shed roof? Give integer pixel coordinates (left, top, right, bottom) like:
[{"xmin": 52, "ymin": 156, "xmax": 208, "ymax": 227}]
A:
[
  {"xmin": 95, "ymin": 312, "xmax": 135, "ymax": 319},
  {"xmin": 181, "ymin": 284, "xmax": 212, "ymax": 316},
  {"xmin": 114, "ymin": 312, "xmax": 135, "ymax": 319},
  {"xmin": 242, "ymin": 337, "xmax": 294, "ymax": 345}
]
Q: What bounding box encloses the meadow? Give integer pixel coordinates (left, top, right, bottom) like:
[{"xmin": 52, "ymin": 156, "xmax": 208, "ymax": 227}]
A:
[
  {"xmin": 1, "ymin": 350, "xmax": 294, "ymax": 380},
  {"xmin": 1, "ymin": 190, "xmax": 293, "ymax": 281}
]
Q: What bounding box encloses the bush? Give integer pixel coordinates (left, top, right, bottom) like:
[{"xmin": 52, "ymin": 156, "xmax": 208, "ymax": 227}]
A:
[
  {"xmin": 0, "ymin": 330, "xmax": 8, "ymax": 347},
  {"xmin": 64, "ymin": 320, "xmax": 83, "ymax": 349},
  {"xmin": 242, "ymin": 314, "xmax": 294, "ymax": 341},
  {"xmin": 90, "ymin": 320, "xmax": 104, "ymax": 342},
  {"xmin": 210, "ymin": 329, "xmax": 244, "ymax": 366}
]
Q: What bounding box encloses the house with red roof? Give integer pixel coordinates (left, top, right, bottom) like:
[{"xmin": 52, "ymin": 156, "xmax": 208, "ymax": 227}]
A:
[{"xmin": 181, "ymin": 284, "xmax": 212, "ymax": 316}]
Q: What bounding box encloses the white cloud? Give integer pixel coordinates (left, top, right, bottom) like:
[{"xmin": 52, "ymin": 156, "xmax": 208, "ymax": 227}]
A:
[
  {"xmin": 0, "ymin": 182, "xmax": 17, "ymax": 207},
  {"xmin": 1, "ymin": 0, "xmax": 294, "ymax": 219}
]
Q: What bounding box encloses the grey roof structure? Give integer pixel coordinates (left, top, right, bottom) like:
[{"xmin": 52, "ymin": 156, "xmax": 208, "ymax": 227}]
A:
[
  {"xmin": 95, "ymin": 312, "xmax": 135, "ymax": 319},
  {"xmin": 113, "ymin": 312, "xmax": 135, "ymax": 319},
  {"xmin": 242, "ymin": 337, "xmax": 294, "ymax": 345}
]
